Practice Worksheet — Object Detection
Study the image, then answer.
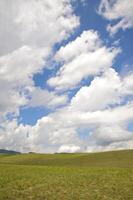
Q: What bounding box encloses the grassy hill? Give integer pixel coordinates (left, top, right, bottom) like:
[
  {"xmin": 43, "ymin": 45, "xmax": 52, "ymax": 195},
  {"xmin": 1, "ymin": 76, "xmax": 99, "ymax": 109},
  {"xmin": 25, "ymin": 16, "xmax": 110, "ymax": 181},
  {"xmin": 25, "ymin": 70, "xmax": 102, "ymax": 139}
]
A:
[
  {"xmin": 0, "ymin": 149, "xmax": 133, "ymax": 168},
  {"xmin": 0, "ymin": 150, "xmax": 133, "ymax": 200}
]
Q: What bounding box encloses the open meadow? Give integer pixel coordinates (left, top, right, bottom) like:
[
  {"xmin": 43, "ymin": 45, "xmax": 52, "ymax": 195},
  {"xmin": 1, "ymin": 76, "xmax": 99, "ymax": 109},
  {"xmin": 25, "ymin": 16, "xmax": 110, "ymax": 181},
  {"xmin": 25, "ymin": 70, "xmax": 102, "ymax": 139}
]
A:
[{"xmin": 0, "ymin": 150, "xmax": 133, "ymax": 200}]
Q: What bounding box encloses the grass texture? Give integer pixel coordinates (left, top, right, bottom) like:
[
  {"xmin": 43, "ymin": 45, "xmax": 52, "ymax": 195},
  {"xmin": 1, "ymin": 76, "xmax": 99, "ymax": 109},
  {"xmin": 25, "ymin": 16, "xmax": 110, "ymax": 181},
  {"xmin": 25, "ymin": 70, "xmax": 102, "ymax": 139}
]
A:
[{"xmin": 0, "ymin": 150, "xmax": 133, "ymax": 200}]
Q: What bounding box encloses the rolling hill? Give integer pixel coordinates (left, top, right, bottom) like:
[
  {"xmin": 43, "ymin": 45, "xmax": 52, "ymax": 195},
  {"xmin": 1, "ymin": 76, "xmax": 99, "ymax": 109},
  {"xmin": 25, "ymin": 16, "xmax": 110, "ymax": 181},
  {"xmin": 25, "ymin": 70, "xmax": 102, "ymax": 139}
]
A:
[
  {"xmin": 0, "ymin": 149, "xmax": 133, "ymax": 168},
  {"xmin": 0, "ymin": 149, "xmax": 133, "ymax": 200}
]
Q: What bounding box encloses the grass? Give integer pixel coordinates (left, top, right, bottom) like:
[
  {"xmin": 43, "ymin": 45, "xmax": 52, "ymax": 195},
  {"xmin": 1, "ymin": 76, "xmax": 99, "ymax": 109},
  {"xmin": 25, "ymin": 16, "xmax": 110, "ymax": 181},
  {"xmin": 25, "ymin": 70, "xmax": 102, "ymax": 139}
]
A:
[
  {"xmin": 0, "ymin": 149, "xmax": 133, "ymax": 168},
  {"xmin": 0, "ymin": 150, "xmax": 133, "ymax": 200}
]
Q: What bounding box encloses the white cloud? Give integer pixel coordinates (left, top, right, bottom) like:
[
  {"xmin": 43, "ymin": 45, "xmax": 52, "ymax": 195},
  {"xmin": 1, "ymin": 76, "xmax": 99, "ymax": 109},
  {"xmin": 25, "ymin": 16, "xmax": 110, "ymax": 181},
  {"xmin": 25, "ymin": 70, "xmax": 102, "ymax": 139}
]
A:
[
  {"xmin": 71, "ymin": 68, "xmax": 122, "ymax": 112},
  {"xmin": 0, "ymin": 0, "xmax": 79, "ymax": 55},
  {"xmin": 89, "ymin": 125, "xmax": 133, "ymax": 146},
  {"xmin": 28, "ymin": 116, "xmax": 82, "ymax": 153},
  {"xmin": 0, "ymin": 46, "xmax": 47, "ymax": 116},
  {"xmin": 86, "ymin": 139, "xmax": 133, "ymax": 152},
  {"xmin": 0, "ymin": 100, "xmax": 133, "ymax": 153},
  {"xmin": 28, "ymin": 87, "xmax": 68, "ymax": 108},
  {"xmin": 0, "ymin": 46, "xmax": 47, "ymax": 84},
  {"xmin": 0, "ymin": 57, "xmax": 133, "ymax": 152},
  {"xmin": 48, "ymin": 30, "xmax": 120, "ymax": 90},
  {"xmin": 0, "ymin": 0, "xmax": 133, "ymax": 153},
  {"xmin": 0, "ymin": 119, "xmax": 31, "ymax": 152},
  {"xmin": 58, "ymin": 144, "xmax": 80, "ymax": 153},
  {"xmin": 98, "ymin": 0, "xmax": 133, "ymax": 35},
  {"xmin": 70, "ymin": 68, "xmax": 133, "ymax": 114},
  {"xmin": 0, "ymin": 80, "xmax": 27, "ymax": 116},
  {"xmin": 122, "ymin": 72, "xmax": 133, "ymax": 95},
  {"xmin": 5, "ymin": 66, "xmax": 133, "ymax": 152},
  {"xmin": 0, "ymin": 0, "xmax": 79, "ymax": 117},
  {"xmin": 70, "ymin": 103, "xmax": 133, "ymax": 127},
  {"xmin": 55, "ymin": 30, "xmax": 102, "ymax": 62}
]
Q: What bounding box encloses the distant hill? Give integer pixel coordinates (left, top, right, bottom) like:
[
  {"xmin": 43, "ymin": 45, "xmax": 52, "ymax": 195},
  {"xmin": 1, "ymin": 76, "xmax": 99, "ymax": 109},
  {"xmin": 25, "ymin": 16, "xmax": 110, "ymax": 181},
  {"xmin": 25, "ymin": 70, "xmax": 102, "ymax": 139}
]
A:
[
  {"xmin": 0, "ymin": 149, "xmax": 132, "ymax": 168},
  {"xmin": 0, "ymin": 149, "xmax": 20, "ymax": 154}
]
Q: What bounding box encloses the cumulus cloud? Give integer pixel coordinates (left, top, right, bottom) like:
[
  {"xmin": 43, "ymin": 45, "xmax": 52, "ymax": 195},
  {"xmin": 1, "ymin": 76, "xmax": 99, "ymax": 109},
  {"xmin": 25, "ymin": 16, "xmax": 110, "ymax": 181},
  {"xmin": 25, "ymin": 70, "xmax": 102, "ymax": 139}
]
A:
[
  {"xmin": 98, "ymin": 0, "xmax": 133, "ymax": 35},
  {"xmin": 89, "ymin": 125, "xmax": 133, "ymax": 146},
  {"xmin": 0, "ymin": 0, "xmax": 79, "ymax": 117},
  {"xmin": 0, "ymin": 46, "xmax": 47, "ymax": 83},
  {"xmin": 71, "ymin": 68, "xmax": 122, "ymax": 112},
  {"xmin": 1, "ymin": 49, "xmax": 133, "ymax": 153},
  {"xmin": 0, "ymin": 80, "xmax": 27, "ymax": 116},
  {"xmin": 1, "ymin": 97, "xmax": 132, "ymax": 153},
  {"xmin": 0, "ymin": 0, "xmax": 79, "ymax": 55},
  {"xmin": 0, "ymin": 46, "xmax": 47, "ymax": 116},
  {"xmin": 0, "ymin": 119, "xmax": 31, "ymax": 152},
  {"xmin": 28, "ymin": 87, "xmax": 68, "ymax": 108},
  {"xmin": 0, "ymin": 0, "xmax": 133, "ymax": 153},
  {"xmin": 122, "ymin": 72, "xmax": 133, "ymax": 95},
  {"xmin": 58, "ymin": 145, "xmax": 80, "ymax": 153},
  {"xmin": 48, "ymin": 30, "xmax": 120, "ymax": 90}
]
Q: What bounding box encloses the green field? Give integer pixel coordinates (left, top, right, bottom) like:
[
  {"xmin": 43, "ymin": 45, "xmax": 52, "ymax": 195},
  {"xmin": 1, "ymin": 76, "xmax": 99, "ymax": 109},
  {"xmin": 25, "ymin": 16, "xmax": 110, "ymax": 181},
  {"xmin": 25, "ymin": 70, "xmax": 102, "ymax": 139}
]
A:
[{"xmin": 0, "ymin": 150, "xmax": 133, "ymax": 200}]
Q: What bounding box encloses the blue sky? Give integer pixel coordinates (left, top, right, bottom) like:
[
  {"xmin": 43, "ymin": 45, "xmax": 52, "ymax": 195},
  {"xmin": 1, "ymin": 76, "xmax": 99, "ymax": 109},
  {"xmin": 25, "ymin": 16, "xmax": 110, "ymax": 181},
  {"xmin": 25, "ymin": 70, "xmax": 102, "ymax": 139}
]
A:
[
  {"xmin": 0, "ymin": 0, "xmax": 133, "ymax": 153},
  {"xmin": 20, "ymin": 0, "xmax": 133, "ymax": 126}
]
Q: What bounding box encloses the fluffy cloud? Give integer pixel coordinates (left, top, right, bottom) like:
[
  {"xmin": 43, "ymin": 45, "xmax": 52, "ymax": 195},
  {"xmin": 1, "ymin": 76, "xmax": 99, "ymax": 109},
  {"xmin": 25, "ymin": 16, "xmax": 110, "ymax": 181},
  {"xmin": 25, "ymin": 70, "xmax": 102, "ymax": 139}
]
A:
[
  {"xmin": 89, "ymin": 125, "xmax": 133, "ymax": 146},
  {"xmin": 28, "ymin": 87, "xmax": 68, "ymax": 108},
  {"xmin": 70, "ymin": 67, "xmax": 133, "ymax": 112},
  {"xmin": 0, "ymin": 0, "xmax": 133, "ymax": 153},
  {"xmin": 1, "ymin": 66, "xmax": 133, "ymax": 153},
  {"xmin": 71, "ymin": 68, "xmax": 122, "ymax": 112},
  {"xmin": 122, "ymin": 72, "xmax": 133, "ymax": 95},
  {"xmin": 58, "ymin": 145, "xmax": 80, "ymax": 153},
  {"xmin": 0, "ymin": 0, "xmax": 79, "ymax": 117},
  {"xmin": 0, "ymin": 0, "xmax": 79, "ymax": 55},
  {"xmin": 0, "ymin": 46, "xmax": 48, "ymax": 116},
  {"xmin": 48, "ymin": 30, "xmax": 120, "ymax": 90},
  {"xmin": 0, "ymin": 119, "xmax": 31, "ymax": 152},
  {"xmin": 0, "ymin": 46, "xmax": 47, "ymax": 84},
  {"xmin": 0, "ymin": 79, "xmax": 27, "ymax": 116},
  {"xmin": 0, "ymin": 101, "xmax": 133, "ymax": 153},
  {"xmin": 98, "ymin": 0, "xmax": 133, "ymax": 35}
]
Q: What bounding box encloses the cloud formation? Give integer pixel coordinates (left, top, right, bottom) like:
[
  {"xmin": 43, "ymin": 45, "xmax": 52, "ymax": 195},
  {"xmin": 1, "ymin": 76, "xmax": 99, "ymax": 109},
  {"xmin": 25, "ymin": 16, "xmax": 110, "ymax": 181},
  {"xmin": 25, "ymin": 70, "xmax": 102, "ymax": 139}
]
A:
[
  {"xmin": 0, "ymin": 0, "xmax": 79, "ymax": 117},
  {"xmin": 1, "ymin": 68, "xmax": 133, "ymax": 153},
  {"xmin": 98, "ymin": 0, "xmax": 133, "ymax": 35},
  {"xmin": 28, "ymin": 87, "xmax": 68, "ymax": 108},
  {"xmin": 48, "ymin": 30, "xmax": 120, "ymax": 90},
  {"xmin": 0, "ymin": 0, "xmax": 133, "ymax": 153}
]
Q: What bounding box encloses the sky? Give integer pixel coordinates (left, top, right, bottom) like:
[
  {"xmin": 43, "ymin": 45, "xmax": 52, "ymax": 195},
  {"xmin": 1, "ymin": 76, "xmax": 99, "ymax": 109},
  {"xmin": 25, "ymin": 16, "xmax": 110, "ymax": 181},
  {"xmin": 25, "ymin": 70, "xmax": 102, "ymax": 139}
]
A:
[{"xmin": 0, "ymin": 0, "xmax": 133, "ymax": 153}]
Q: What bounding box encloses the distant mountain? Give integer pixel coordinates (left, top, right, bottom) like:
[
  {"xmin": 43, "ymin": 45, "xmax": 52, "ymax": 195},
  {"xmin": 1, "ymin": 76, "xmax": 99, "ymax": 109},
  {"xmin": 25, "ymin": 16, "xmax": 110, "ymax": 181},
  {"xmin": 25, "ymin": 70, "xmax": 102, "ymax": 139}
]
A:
[{"xmin": 0, "ymin": 149, "xmax": 20, "ymax": 154}]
